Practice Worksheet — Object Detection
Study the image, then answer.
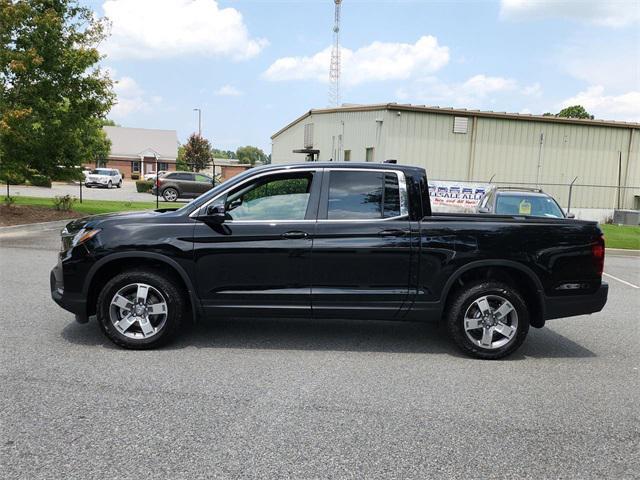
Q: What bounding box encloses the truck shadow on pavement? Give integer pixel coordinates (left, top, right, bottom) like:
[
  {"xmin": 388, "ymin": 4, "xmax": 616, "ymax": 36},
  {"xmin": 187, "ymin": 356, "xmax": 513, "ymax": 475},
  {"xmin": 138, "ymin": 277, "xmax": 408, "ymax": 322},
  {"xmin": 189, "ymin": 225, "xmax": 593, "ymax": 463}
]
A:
[{"xmin": 61, "ymin": 317, "xmax": 596, "ymax": 360}]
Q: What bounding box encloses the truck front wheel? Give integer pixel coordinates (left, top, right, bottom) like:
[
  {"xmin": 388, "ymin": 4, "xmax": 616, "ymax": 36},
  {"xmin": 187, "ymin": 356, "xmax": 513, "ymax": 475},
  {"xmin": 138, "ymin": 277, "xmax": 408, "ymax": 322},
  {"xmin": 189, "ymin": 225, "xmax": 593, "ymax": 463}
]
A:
[
  {"xmin": 446, "ymin": 281, "xmax": 529, "ymax": 360},
  {"xmin": 96, "ymin": 269, "xmax": 184, "ymax": 349}
]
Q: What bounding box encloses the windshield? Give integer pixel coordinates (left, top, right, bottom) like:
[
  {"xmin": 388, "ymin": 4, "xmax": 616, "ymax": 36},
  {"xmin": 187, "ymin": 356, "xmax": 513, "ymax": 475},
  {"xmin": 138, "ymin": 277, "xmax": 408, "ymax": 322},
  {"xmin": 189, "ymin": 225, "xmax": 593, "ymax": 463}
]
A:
[
  {"xmin": 495, "ymin": 194, "xmax": 565, "ymax": 218},
  {"xmin": 91, "ymin": 169, "xmax": 112, "ymax": 175}
]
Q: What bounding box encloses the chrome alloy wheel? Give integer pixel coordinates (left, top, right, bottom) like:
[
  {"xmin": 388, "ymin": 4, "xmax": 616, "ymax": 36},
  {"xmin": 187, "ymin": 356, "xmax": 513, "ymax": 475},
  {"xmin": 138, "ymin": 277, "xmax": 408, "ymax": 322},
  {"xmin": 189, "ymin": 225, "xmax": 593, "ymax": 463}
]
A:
[
  {"xmin": 463, "ymin": 295, "xmax": 518, "ymax": 350},
  {"xmin": 163, "ymin": 188, "xmax": 178, "ymax": 201},
  {"xmin": 109, "ymin": 283, "xmax": 168, "ymax": 339}
]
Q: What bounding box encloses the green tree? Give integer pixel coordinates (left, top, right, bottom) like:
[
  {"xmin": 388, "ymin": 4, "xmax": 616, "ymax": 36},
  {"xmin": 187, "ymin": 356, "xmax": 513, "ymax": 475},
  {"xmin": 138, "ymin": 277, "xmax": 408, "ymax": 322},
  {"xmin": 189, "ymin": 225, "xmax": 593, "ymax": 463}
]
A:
[
  {"xmin": 211, "ymin": 148, "xmax": 235, "ymax": 159},
  {"xmin": 236, "ymin": 145, "xmax": 268, "ymax": 166},
  {"xmin": 183, "ymin": 134, "xmax": 212, "ymax": 171},
  {"xmin": 543, "ymin": 105, "xmax": 594, "ymax": 119},
  {"xmin": 176, "ymin": 144, "xmax": 188, "ymax": 171},
  {"xmin": 557, "ymin": 105, "xmax": 594, "ymax": 119},
  {"xmin": 0, "ymin": 0, "xmax": 115, "ymax": 180}
]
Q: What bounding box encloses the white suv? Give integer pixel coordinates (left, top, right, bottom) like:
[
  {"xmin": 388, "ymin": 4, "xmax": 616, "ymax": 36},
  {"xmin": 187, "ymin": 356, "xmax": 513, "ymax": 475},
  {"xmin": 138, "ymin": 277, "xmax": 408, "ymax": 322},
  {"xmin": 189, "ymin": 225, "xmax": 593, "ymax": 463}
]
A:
[{"xmin": 85, "ymin": 168, "xmax": 123, "ymax": 189}]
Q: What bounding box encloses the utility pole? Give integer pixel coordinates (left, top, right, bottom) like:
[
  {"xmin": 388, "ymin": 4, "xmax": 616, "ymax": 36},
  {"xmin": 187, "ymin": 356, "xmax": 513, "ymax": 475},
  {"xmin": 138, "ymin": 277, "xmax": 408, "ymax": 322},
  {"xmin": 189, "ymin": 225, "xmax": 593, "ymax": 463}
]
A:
[
  {"xmin": 328, "ymin": 0, "xmax": 342, "ymax": 107},
  {"xmin": 193, "ymin": 108, "xmax": 202, "ymax": 136}
]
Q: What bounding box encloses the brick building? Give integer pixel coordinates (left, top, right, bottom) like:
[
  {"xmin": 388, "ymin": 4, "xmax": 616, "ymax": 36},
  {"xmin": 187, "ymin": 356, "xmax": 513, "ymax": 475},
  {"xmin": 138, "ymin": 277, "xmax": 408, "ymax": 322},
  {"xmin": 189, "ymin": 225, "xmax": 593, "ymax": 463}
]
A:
[{"xmin": 88, "ymin": 126, "xmax": 178, "ymax": 178}]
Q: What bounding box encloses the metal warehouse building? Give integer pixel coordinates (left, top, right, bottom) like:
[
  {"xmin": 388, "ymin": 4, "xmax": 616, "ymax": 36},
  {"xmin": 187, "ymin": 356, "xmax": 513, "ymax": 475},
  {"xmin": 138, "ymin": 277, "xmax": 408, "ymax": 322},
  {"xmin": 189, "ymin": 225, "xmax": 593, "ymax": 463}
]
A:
[{"xmin": 271, "ymin": 103, "xmax": 640, "ymax": 221}]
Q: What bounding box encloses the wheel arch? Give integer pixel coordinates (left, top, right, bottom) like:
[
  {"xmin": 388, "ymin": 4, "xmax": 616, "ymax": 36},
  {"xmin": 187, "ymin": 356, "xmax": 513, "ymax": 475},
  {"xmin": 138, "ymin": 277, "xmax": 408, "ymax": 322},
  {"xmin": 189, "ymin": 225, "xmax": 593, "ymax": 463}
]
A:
[
  {"xmin": 84, "ymin": 252, "xmax": 200, "ymax": 322},
  {"xmin": 441, "ymin": 260, "xmax": 545, "ymax": 328}
]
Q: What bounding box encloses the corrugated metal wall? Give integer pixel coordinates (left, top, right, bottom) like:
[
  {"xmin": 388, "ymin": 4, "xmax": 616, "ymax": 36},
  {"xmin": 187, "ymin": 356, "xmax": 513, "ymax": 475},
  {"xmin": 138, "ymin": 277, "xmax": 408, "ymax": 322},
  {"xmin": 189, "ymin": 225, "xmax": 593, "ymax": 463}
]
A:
[{"xmin": 272, "ymin": 109, "xmax": 639, "ymax": 210}]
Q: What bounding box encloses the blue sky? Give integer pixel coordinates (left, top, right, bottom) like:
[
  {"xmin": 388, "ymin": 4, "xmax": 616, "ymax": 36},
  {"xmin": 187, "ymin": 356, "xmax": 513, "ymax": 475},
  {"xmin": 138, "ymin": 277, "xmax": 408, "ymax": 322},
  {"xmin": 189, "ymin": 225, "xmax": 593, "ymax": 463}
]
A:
[{"xmin": 85, "ymin": 0, "xmax": 640, "ymax": 152}]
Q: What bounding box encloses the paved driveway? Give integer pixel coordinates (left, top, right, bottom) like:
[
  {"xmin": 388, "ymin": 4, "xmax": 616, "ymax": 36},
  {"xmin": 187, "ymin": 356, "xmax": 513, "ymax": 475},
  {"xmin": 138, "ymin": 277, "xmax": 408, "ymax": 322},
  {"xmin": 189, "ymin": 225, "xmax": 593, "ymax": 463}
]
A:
[
  {"xmin": 4, "ymin": 181, "xmax": 187, "ymax": 203},
  {"xmin": 0, "ymin": 223, "xmax": 638, "ymax": 479}
]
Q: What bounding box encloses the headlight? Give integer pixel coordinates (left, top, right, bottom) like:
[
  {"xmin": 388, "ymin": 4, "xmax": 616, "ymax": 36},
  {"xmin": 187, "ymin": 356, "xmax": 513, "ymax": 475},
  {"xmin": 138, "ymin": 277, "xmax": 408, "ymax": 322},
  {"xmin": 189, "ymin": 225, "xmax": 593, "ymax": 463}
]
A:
[{"xmin": 71, "ymin": 228, "xmax": 101, "ymax": 247}]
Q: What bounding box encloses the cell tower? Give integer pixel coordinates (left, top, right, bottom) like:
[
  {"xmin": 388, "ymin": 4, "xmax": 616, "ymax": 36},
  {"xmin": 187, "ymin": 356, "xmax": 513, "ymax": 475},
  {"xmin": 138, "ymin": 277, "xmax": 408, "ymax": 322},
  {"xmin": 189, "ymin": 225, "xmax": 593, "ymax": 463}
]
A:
[{"xmin": 328, "ymin": 0, "xmax": 342, "ymax": 107}]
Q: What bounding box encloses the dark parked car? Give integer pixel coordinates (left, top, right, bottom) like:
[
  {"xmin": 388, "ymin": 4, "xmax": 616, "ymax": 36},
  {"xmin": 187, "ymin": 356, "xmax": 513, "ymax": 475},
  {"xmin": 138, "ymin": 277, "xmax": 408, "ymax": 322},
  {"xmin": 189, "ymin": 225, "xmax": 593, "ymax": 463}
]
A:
[
  {"xmin": 151, "ymin": 171, "xmax": 214, "ymax": 201},
  {"xmin": 477, "ymin": 187, "xmax": 574, "ymax": 218},
  {"xmin": 51, "ymin": 163, "xmax": 607, "ymax": 359}
]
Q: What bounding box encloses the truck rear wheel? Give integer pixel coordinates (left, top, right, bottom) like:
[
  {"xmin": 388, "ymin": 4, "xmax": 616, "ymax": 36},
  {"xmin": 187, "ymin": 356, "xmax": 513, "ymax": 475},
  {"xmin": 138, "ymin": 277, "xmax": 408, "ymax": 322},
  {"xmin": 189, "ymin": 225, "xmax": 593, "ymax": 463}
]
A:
[
  {"xmin": 446, "ymin": 281, "xmax": 529, "ymax": 359},
  {"xmin": 96, "ymin": 269, "xmax": 184, "ymax": 349}
]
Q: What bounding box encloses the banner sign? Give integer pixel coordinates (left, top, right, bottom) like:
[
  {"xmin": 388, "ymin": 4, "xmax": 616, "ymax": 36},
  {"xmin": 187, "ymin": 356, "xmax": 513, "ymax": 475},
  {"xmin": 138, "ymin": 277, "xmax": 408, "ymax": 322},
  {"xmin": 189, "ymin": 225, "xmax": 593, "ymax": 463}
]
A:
[{"xmin": 428, "ymin": 181, "xmax": 491, "ymax": 212}]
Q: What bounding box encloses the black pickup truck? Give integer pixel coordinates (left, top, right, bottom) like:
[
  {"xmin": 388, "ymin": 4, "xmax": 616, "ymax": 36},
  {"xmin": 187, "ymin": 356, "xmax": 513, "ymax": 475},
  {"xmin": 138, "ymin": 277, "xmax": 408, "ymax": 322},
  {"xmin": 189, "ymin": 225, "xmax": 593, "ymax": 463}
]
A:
[{"xmin": 51, "ymin": 163, "xmax": 608, "ymax": 359}]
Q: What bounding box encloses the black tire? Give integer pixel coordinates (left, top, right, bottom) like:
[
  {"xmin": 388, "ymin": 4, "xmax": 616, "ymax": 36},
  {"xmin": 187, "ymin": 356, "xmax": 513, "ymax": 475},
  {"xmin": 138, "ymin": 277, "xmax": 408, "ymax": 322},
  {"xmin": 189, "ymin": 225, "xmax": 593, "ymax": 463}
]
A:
[
  {"xmin": 85, "ymin": 184, "xmax": 91, "ymax": 188},
  {"xmin": 162, "ymin": 187, "xmax": 179, "ymax": 202},
  {"xmin": 96, "ymin": 269, "xmax": 184, "ymax": 349},
  {"xmin": 117, "ymin": 180, "xmax": 122, "ymax": 188},
  {"xmin": 446, "ymin": 281, "xmax": 529, "ymax": 360},
  {"xmin": 107, "ymin": 180, "xmax": 112, "ymax": 189}
]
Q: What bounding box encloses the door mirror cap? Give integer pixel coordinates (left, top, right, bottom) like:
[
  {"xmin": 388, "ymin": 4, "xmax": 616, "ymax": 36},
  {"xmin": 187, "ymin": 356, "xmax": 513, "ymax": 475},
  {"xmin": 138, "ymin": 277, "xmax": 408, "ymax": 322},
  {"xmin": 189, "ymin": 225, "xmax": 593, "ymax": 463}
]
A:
[
  {"xmin": 199, "ymin": 204, "xmax": 226, "ymax": 224},
  {"xmin": 478, "ymin": 207, "xmax": 491, "ymax": 214},
  {"xmin": 566, "ymin": 212, "xmax": 575, "ymax": 219}
]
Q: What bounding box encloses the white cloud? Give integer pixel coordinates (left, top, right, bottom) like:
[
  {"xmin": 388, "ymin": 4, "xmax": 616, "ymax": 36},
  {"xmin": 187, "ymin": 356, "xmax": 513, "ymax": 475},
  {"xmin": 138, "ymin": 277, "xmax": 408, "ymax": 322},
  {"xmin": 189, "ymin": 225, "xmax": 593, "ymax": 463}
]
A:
[
  {"xmin": 109, "ymin": 71, "xmax": 160, "ymax": 118},
  {"xmin": 559, "ymin": 86, "xmax": 640, "ymax": 121},
  {"xmin": 214, "ymin": 84, "xmax": 243, "ymax": 96},
  {"xmin": 394, "ymin": 74, "xmax": 545, "ymax": 111},
  {"xmin": 263, "ymin": 36, "xmax": 449, "ymax": 86},
  {"xmin": 461, "ymin": 75, "xmax": 517, "ymax": 96},
  {"xmin": 522, "ymin": 82, "xmax": 543, "ymax": 97},
  {"xmin": 559, "ymin": 41, "xmax": 640, "ymax": 92},
  {"xmin": 500, "ymin": 0, "xmax": 639, "ymax": 27},
  {"xmin": 102, "ymin": 0, "xmax": 268, "ymax": 60}
]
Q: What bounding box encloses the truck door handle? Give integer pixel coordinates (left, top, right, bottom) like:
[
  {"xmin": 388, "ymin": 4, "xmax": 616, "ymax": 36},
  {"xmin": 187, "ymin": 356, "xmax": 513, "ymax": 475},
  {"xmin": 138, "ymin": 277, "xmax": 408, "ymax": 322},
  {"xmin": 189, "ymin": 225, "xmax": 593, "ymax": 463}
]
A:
[
  {"xmin": 378, "ymin": 229, "xmax": 408, "ymax": 237},
  {"xmin": 281, "ymin": 231, "xmax": 309, "ymax": 239}
]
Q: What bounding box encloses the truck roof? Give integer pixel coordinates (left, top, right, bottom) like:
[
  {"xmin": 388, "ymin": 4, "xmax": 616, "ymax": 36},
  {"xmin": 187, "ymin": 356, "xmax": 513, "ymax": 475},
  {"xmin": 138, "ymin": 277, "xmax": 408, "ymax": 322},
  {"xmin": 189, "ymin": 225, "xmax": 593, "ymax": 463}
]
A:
[{"xmin": 255, "ymin": 162, "xmax": 425, "ymax": 174}]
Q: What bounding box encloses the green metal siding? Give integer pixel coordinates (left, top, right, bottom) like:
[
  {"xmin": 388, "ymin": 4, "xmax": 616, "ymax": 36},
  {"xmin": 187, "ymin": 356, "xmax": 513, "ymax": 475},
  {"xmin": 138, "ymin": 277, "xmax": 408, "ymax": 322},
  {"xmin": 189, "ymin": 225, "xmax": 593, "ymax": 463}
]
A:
[{"xmin": 272, "ymin": 108, "xmax": 639, "ymax": 210}]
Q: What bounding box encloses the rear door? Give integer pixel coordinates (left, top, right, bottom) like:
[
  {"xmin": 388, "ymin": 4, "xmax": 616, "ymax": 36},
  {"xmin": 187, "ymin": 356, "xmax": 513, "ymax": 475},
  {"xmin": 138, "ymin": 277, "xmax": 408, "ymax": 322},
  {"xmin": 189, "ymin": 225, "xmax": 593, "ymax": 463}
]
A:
[
  {"xmin": 194, "ymin": 174, "xmax": 214, "ymax": 195},
  {"xmin": 171, "ymin": 172, "xmax": 195, "ymax": 196},
  {"xmin": 311, "ymin": 168, "xmax": 413, "ymax": 320}
]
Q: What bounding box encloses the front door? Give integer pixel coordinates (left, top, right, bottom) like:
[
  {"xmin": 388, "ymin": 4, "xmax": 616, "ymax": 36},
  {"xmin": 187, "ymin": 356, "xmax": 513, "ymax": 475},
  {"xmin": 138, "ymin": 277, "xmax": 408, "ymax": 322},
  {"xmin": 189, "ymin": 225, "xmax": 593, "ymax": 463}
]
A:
[
  {"xmin": 311, "ymin": 169, "xmax": 413, "ymax": 320},
  {"xmin": 193, "ymin": 169, "xmax": 321, "ymax": 317}
]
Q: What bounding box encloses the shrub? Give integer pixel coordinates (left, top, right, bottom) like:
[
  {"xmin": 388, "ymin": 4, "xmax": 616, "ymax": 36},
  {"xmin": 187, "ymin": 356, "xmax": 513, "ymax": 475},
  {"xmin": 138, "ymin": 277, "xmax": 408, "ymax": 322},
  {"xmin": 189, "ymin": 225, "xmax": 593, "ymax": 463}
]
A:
[
  {"xmin": 30, "ymin": 174, "xmax": 52, "ymax": 188},
  {"xmin": 1, "ymin": 172, "xmax": 26, "ymax": 185},
  {"xmin": 131, "ymin": 173, "xmax": 140, "ymax": 180},
  {"xmin": 136, "ymin": 180, "xmax": 154, "ymax": 193},
  {"xmin": 52, "ymin": 195, "xmax": 76, "ymax": 211},
  {"xmin": 3, "ymin": 195, "xmax": 15, "ymax": 207}
]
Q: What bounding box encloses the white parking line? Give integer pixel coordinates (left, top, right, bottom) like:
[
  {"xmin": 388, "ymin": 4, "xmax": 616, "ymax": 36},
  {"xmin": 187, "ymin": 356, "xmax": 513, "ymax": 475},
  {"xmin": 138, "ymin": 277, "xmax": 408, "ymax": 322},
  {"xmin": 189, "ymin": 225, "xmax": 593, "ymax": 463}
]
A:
[{"xmin": 603, "ymin": 272, "xmax": 640, "ymax": 289}]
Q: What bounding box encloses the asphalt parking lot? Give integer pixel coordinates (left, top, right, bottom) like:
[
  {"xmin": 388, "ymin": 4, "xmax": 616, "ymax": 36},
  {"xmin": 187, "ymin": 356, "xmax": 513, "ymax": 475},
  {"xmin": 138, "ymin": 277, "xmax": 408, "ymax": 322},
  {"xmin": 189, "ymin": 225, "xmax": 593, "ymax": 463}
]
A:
[
  {"xmin": 1, "ymin": 223, "xmax": 638, "ymax": 479},
  {"xmin": 4, "ymin": 181, "xmax": 188, "ymax": 203}
]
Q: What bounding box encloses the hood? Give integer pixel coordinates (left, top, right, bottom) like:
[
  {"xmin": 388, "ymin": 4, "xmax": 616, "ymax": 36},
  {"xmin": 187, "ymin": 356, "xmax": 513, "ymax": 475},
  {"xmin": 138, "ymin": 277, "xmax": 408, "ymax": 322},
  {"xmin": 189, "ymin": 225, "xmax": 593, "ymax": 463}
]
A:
[{"xmin": 63, "ymin": 210, "xmax": 169, "ymax": 234}]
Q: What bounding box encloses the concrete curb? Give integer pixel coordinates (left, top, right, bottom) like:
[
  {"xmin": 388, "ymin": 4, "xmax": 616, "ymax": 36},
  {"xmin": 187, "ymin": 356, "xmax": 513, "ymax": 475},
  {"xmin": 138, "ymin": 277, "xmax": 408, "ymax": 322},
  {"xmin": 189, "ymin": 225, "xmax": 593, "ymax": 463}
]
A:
[
  {"xmin": 0, "ymin": 219, "xmax": 71, "ymax": 235},
  {"xmin": 606, "ymin": 248, "xmax": 640, "ymax": 257}
]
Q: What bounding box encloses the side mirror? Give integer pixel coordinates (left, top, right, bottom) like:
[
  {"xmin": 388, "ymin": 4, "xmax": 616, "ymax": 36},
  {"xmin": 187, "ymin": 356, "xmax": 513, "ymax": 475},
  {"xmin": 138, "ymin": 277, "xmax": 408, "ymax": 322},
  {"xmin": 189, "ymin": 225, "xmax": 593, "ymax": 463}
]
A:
[
  {"xmin": 566, "ymin": 212, "xmax": 575, "ymax": 219},
  {"xmin": 478, "ymin": 207, "xmax": 491, "ymax": 214},
  {"xmin": 199, "ymin": 204, "xmax": 226, "ymax": 224}
]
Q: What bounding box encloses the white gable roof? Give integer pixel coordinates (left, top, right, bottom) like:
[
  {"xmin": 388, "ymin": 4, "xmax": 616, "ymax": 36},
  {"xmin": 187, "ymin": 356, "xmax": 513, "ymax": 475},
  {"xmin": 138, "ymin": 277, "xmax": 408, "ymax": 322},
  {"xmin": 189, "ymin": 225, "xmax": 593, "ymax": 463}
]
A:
[{"xmin": 104, "ymin": 126, "xmax": 178, "ymax": 160}]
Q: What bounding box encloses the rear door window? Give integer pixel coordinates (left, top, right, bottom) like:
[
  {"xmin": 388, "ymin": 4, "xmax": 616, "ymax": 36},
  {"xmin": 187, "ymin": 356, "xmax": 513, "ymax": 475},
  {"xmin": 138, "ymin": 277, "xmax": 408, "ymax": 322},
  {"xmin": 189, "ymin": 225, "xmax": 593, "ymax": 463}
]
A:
[
  {"xmin": 170, "ymin": 173, "xmax": 194, "ymax": 181},
  {"xmin": 326, "ymin": 170, "xmax": 405, "ymax": 220},
  {"xmin": 195, "ymin": 174, "xmax": 211, "ymax": 183}
]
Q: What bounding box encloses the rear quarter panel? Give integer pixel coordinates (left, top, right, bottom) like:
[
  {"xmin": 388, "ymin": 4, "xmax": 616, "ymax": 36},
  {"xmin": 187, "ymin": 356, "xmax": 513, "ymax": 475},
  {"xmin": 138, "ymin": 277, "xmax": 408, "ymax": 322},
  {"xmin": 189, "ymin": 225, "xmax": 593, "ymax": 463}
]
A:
[{"xmin": 415, "ymin": 214, "xmax": 602, "ymax": 308}]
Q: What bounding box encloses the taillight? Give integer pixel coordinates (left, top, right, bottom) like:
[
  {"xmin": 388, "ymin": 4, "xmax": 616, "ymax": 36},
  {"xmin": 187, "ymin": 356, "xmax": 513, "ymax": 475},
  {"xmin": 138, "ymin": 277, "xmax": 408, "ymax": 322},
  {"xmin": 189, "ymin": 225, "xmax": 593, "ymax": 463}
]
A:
[
  {"xmin": 156, "ymin": 178, "xmax": 163, "ymax": 187},
  {"xmin": 592, "ymin": 234, "xmax": 605, "ymax": 275}
]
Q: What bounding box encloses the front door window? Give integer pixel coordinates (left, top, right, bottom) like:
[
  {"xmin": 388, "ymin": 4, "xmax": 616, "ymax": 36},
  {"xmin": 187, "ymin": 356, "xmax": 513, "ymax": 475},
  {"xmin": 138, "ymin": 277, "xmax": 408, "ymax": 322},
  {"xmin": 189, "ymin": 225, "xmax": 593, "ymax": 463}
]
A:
[{"xmin": 224, "ymin": 172, "xmax": 314, "ymax": 221}]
